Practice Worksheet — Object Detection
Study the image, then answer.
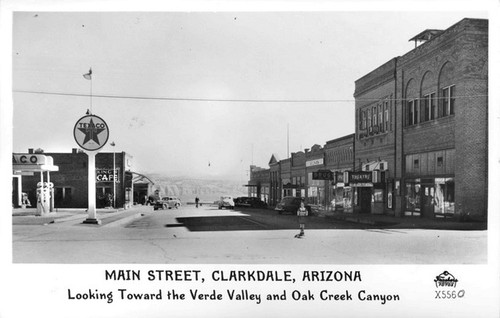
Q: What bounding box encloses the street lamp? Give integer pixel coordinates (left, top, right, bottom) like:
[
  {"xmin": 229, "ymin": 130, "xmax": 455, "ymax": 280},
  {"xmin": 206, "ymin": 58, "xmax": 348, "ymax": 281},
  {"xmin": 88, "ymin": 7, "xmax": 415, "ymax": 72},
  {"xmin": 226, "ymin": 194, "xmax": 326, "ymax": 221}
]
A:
[{"xmin": 110, "ymin": 141, "xmax": 116, "ymax": 208}]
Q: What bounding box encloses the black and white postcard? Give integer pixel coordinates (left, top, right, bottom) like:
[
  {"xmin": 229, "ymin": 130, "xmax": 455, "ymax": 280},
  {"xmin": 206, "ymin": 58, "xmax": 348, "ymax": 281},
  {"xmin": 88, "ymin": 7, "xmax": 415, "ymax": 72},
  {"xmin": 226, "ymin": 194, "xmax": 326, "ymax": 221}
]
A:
[{"xmin": 1, "ymin": 0, "xmax": 499, "ymax": 317}]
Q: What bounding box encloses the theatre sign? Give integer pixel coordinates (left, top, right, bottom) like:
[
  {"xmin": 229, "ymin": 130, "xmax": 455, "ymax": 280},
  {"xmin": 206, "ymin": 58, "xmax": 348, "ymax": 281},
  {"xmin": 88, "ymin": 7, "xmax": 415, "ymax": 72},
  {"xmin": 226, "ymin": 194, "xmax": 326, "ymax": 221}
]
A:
[{"xmin": 348, "ymin": 171, "xmax": 373, "ymax": 187}]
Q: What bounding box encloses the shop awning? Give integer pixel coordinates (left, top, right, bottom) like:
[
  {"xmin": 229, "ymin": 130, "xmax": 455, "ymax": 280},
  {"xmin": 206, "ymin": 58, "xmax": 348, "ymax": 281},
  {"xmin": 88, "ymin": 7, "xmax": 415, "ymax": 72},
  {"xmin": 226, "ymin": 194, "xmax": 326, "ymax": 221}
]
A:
[
  {"xmin": 243, "ymin": 183, "xmax": 258, "ymax": 187},
  {"xmin": 131, "ymin": 171, "xmax": 155, "ymax": 185},
  {"xmin": 349, "ymin": 183, "xmax": 373, "ymax": 187}
]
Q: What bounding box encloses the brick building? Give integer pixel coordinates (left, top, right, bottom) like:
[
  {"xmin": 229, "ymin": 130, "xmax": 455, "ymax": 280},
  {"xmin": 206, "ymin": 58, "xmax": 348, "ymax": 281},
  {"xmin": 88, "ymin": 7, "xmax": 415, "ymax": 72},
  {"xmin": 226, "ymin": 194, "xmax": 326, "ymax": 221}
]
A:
[
  {"xmin": 249, "ymin": 138, "xmax": 355, "ymax": 209},
  {"xmin": 354, "ymin": 18, "xmax": 488, "ymax": 220},
  {"xmin": 247, "ymin": 18, "xmax": 487, "ymax": 221},
  {"xmin": 324, "ymin": 134, "xmax": 355, "ymax": 212},
  {"xmin": 13, "ymin": 148, "xmax": 154, "ymax": 209},
  {"xmin": 305, "ymin": 144, "xmax": 326, "ymax": 206}
]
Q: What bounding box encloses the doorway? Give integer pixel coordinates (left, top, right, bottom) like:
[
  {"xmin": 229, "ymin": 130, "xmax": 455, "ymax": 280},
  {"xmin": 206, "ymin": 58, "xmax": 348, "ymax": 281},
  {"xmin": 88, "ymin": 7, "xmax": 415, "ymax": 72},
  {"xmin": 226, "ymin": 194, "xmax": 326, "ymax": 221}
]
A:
[
  {"xmin": 421, "ymin": 185, "xmax": 434, "ymax": 218},
  {"xmin": 359, "ymin": 188, "xmax": 372, "ymax": 214}
]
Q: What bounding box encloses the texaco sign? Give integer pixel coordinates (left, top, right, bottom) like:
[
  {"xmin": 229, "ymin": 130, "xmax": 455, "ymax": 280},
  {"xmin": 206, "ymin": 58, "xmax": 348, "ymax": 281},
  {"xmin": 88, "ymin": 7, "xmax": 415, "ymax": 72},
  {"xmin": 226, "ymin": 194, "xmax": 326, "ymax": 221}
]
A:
[{"xmin": 73, "ymin": 115, "xmax": 109, "ymax": 151}]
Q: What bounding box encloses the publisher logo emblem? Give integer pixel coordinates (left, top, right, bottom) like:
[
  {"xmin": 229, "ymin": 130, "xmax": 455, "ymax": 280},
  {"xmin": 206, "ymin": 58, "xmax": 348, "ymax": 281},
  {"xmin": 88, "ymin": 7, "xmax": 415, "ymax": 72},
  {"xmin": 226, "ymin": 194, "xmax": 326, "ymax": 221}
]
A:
[
  {"xmin": 434, "ymin": 271, "xmax": 458, "ymax": 288},
  {"xmin": 434, "ymin": 271, "xmax": 465, "ymax": 300}
]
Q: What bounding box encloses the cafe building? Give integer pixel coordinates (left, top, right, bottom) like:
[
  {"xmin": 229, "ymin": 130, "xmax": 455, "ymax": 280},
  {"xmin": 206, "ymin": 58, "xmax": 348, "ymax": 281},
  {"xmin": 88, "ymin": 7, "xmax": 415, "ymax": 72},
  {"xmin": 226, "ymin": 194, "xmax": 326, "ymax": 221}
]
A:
[{"xmin": 13, "ymin": 148, "xmax": 154, "ymax": 210}]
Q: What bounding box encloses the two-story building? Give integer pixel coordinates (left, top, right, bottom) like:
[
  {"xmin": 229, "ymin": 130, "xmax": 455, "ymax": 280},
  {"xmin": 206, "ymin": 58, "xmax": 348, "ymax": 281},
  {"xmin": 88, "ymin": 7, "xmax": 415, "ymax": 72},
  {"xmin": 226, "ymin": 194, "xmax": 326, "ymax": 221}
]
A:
[{"xmin": 354, "ymin": 18, "xmax": 488, "ymax": 220}]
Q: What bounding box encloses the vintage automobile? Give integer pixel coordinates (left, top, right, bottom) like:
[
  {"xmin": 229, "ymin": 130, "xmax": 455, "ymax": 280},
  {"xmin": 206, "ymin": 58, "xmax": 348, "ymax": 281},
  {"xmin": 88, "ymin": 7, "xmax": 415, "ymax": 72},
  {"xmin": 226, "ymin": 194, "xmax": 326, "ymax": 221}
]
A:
[
  {"xmin": 162, "ymin": 196, "xmax": 182, "ymax": 209},
  {"xmin": 218, "ymin": 196, "xmax": 235, "ymax": 209},
  {"xmin": 275, "ymin": 196, "xmax": 312, "ymax": 215},
  {"xmin": 234, "ymin": 197, "xmax": 267, "ymax": 208},
  {"xmin": 234, "ymin": 196, "xmax": 250, "ymax": 207},
  {"xmin": 246, "ymin": 197, "xmax": 267, "ymax": 208}
]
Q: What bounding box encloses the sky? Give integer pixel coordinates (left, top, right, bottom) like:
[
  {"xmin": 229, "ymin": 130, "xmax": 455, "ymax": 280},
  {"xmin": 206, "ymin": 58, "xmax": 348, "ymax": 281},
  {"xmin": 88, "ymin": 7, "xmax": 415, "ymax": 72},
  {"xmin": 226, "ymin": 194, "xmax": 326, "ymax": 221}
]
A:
[{"xmin": 10, "ymin": 10, "xmax": 489, "ymax": 181}]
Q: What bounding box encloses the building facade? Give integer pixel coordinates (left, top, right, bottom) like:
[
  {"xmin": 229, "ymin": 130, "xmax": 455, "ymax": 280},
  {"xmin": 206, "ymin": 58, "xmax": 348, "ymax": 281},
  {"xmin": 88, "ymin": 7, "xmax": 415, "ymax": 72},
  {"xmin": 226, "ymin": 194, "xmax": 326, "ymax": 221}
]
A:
[
  {"xmin": 324, "ymin": 134, "xmax": 355, "ymax": 212},
  {"xmin": 249, "ymin": 18, "xmax": 487, "ymax": 222},
  {"xmin": 354, "ymin": 18, "xmax": 488, "ymax": 220},
  {"xmin": 13, "ymin": 148, "xmax": 154, "ymax": 210}
]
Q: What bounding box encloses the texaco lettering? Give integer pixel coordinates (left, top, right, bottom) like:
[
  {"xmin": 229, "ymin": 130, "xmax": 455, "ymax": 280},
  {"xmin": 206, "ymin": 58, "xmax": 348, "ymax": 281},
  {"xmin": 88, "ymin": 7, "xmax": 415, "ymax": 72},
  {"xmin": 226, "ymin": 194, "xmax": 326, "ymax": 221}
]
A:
[{"xmin": 73, "ymin": 115, "xmax": 109, "ymax": 151}]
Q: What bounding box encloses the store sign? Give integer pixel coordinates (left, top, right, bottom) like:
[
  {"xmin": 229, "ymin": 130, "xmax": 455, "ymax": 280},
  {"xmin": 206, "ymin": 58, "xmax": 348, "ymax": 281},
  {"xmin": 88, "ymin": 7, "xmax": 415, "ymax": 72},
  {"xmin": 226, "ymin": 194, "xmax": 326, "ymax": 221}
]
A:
[
  {"xmin": 313, "ymin": 169, "xmax": 334, "ymax": 180},
  {"xmin": 96, "ymin": 168, "xmax": 120, "ymax": 182},
  {"xmin": 306, "ymin": 158, "xmax": 324, "ymax": 167},
  {"xmin": 13, "ymin": 154, "xmax": 48, "ymax": 165},
  {"xmin": 349, "ymin": 171, "xmax": 372, "ymax": 183},
  {"xmin": 73, "ymin": 115, "xmax": 109, "ymax": 151},
  {"xmin": 336, "ymin": 172, "xmax": 345, "ymax": 183}
]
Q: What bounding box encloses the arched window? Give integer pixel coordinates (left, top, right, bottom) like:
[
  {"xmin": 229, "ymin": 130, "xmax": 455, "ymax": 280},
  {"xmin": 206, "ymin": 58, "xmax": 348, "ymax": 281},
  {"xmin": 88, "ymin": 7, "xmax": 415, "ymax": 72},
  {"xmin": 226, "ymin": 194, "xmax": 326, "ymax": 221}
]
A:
[
  {"xmin": 420, "ymin": 71, "xmax": 436, "ymax": 122},
  {"xmin": 438, "ymin": 62, "xmax": 456, "ymax": 117},
  {"xmin": 405, "ymin": 79, "xmax": 418, "ymax": 126}
]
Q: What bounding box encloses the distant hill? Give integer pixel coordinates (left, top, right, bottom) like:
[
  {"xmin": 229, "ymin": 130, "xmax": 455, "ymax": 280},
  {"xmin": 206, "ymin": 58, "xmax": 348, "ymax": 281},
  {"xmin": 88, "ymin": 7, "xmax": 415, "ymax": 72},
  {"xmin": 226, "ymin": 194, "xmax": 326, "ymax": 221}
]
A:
[{"xmin": 147, "ymin": 174, "xmax": 248, "ymax": 203}]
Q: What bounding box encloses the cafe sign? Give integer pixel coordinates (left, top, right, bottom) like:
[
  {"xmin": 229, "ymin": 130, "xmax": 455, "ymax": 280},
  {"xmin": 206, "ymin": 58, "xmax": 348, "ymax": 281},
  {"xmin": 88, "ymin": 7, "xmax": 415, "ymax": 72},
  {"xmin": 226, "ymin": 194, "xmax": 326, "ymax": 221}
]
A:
[{"xmin": 96, "ymin": 168, "xmax": 120, "ymax": 183}]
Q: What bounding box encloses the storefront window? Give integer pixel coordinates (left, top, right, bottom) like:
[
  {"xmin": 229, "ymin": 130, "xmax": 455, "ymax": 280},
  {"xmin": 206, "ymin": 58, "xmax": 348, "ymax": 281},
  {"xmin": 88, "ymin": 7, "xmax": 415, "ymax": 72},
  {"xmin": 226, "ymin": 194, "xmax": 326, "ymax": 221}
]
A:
[
  {"xmin": 261, "ymin": 186, "xmax": 269, "ymax": 204},
  {"xmin": 433, "ymin": 178, "xmax": 455, "ymax": 215},
  {"xmin": 405, "ymin": 180, "xmax": 421, "ymax": 214},
  {"xmin": 343, "ymin": 188, "xmax": 353, "ymax": 209},
  {"xmin": 372, "ymin": 189, "xmax": 384, "ymax": 203}
]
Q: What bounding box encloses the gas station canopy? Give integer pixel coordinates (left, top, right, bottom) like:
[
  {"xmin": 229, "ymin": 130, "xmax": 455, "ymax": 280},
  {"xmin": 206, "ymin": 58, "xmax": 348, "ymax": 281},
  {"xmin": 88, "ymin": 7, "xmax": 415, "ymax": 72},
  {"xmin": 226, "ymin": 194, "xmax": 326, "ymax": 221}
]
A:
[{"xmin": 12, "ymin": 154, "xmax": 59, "ymax": 175}]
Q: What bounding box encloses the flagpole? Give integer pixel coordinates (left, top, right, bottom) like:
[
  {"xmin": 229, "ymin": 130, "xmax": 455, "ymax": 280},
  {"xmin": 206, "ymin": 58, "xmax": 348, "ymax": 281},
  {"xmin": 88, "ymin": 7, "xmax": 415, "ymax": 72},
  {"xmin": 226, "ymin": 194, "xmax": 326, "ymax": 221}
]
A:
[
  {"xmin": 83, "ymin": 67, "xmax": 93, "ymax": 114},
  {"xmin": 287, "ymin": 123, "xmax": 290, "ymax": 159},
  {"xmin": 90, "ymin": 74, "xmax": 92, "ymax": 114}
]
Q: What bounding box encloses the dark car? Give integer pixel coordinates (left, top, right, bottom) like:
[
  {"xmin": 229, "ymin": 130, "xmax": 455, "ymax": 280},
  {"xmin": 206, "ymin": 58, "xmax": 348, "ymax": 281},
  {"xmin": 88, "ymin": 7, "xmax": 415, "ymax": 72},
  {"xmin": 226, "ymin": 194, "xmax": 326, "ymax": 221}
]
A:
[
  {"xmin": 234, "ymin": 197, "xmax": 251, "ymax": 207},
  {"xmin": 234, "ymin": 197, "xmax": 267, "ymax": 208},
  {"xmin": 246, "ymin": 197, "xmax": 267, "ymax": 208},
  {"xmin": 275, "ymin": 196, "xmax": 312, "ymax": 215}
]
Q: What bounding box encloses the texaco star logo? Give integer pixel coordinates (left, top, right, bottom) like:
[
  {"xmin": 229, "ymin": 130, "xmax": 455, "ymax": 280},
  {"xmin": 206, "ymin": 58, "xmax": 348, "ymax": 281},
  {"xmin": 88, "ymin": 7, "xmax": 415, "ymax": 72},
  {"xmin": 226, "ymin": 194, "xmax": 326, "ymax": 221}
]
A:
[{"xmin": 73, "ymin": 115, "xmax": 109, "ymax": 151}]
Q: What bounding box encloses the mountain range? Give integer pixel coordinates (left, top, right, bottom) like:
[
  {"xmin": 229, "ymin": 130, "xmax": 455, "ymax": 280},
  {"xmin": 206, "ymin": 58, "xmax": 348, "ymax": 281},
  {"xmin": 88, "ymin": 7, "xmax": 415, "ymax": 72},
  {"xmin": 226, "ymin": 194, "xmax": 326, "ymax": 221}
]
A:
[{"xmin": 147, "ymin": 173, "xmax": 249, "ymax": 203}]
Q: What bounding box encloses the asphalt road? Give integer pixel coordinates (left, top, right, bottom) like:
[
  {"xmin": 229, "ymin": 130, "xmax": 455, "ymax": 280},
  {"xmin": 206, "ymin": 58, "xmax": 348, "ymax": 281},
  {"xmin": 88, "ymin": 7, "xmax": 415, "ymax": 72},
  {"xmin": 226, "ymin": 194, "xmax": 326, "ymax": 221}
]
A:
[
  {"xmin": 125, "ymin": 205, "xmax": 376, "ymax": 231},
  {"xmin": 11, "ymin": 204, "xmax": 487, "ymax": 264}
]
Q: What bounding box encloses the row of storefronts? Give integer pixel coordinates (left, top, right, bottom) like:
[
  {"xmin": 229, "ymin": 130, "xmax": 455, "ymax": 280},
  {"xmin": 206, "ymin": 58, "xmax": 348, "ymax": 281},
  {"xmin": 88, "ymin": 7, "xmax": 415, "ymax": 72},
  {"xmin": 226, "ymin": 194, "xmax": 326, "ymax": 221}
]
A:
[{"xmin": 247, "ymin": 18, "xmax": 488, "ymax": 221}]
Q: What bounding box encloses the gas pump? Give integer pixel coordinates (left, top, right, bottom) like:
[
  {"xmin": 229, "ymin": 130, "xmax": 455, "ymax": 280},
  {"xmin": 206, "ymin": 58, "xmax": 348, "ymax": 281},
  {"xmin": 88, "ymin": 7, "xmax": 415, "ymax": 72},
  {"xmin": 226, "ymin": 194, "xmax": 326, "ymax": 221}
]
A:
[{"xmin": 36, "ymin": 182, "xmax": 50, "ymax": 216}]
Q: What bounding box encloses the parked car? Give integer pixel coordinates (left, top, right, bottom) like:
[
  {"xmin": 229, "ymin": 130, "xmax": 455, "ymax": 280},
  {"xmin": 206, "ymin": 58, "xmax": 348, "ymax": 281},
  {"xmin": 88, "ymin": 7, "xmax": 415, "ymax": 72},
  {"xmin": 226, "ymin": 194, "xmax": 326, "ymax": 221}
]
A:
[
  {"xmin": 245, "ymin": 197, "xmax": 267, "ymax": 208},
  {"xmin": 162, "ymin": 196, "xmax": 182, "ymax": 209},
  {"xmin": 234, "ymin": 197, "xmax": 251, "ymax": 207},
  {"xmin": 153, "ymin": 199, "xmax": 167, "ymax": 211},
  {"xmin": 275, "ymin": 196, "xmax": 312, "ymax": 215},
  {"xmin": 234, "ymin": 197, "xmax": 267, "ymax": 208},
  {"xmin": 218, "ymin": 196, "xmax": 235, "ymax": 209}
]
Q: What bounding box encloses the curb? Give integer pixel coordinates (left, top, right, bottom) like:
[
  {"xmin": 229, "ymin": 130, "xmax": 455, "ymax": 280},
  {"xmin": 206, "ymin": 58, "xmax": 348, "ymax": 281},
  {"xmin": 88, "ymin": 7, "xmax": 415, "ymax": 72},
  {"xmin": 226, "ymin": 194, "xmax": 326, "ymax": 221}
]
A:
[{"xmin": 100, "ymin": 212, "xmax": 144, "ymax": 227}]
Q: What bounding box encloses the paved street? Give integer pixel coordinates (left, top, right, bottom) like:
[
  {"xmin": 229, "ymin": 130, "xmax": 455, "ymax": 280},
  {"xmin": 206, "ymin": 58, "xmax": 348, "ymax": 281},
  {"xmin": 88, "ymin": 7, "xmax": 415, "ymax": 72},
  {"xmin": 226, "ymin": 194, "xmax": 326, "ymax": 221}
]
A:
[{"xmin": 12, "ymin": 204, "xmax": 487, "ymax": 264}]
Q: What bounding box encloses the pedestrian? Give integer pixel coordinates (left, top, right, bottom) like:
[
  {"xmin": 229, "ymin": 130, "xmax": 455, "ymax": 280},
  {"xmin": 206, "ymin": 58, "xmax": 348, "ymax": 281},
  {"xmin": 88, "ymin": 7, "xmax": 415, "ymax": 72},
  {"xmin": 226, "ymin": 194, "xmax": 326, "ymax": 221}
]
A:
[
  {"xmin": 295, "ymin": 199, "xmax": 308, "ymax": 238},
  {"xmin": 195, "ymin": 197, "xmax": 199, "ymax": 208},
  {"xmin": 21, "ymin": 192, "xmax": 31, "ymax": 208}
]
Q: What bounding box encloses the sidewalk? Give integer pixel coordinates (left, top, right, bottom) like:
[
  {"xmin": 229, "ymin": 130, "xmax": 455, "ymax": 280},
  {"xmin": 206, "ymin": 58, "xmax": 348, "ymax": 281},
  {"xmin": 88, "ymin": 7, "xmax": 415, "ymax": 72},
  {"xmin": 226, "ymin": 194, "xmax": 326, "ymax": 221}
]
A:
[
  {"xmin": 322, "ymin": 210, "xmax": 487, "ymax": 231},
  {"xmin": 12, "ymin": 205, "xmax": 153, "ymax": 226},
  {"xmin": 12, "ymin": 205, "xmax": 487, "ymax": 230}
]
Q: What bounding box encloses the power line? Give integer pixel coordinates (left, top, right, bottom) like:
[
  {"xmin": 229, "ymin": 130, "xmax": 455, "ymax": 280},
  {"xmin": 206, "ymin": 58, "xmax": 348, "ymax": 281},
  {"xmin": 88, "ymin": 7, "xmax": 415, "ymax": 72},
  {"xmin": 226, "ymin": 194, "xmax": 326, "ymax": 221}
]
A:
[{"xmin": 12, "ymin": 89, "xmax": 488, "ymax": 103}]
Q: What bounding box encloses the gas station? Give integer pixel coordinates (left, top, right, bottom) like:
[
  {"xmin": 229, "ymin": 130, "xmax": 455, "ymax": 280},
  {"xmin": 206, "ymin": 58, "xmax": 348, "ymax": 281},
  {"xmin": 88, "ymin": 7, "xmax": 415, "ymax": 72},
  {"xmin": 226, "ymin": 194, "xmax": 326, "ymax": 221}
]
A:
[{"xmin": 12, "ymin": 153, "xmax": 59, "ymax": 215}]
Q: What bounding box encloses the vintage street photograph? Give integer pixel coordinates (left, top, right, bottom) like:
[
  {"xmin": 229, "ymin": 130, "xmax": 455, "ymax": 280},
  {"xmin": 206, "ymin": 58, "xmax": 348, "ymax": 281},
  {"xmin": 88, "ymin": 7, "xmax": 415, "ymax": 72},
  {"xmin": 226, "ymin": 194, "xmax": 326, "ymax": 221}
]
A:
[{"xmin": 9, "ymin": 10, "xmax": 489, "ymax": 265}]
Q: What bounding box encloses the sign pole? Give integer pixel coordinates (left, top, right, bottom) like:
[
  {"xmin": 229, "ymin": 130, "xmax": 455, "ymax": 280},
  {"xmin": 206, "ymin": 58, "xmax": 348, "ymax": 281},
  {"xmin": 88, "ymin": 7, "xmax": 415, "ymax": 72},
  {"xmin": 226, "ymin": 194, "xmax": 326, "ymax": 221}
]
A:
[
  {"xmin": 83, "ymin": 151, "xmax": 100, "ymax": 224},
  {"xmin": 74, "ymin": 113, "xmax": 109, "ymax": 225}
]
